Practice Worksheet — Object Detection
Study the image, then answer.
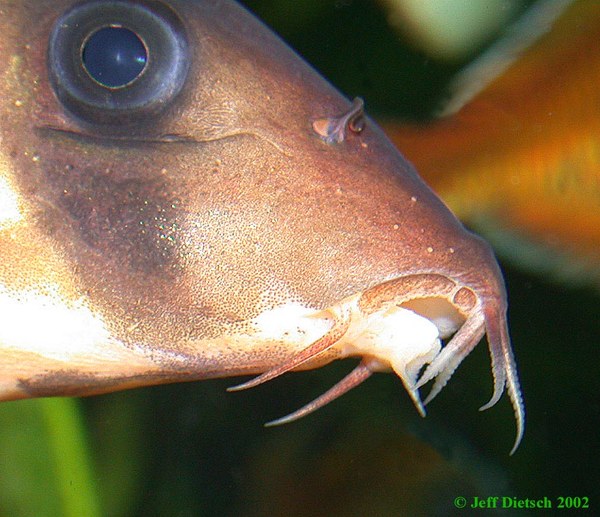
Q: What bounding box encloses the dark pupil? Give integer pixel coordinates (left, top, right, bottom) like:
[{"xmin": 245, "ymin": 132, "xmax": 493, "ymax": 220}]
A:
[{"xmin": 82, "ymin": 27, "xmax": 147, "ymax": 88}]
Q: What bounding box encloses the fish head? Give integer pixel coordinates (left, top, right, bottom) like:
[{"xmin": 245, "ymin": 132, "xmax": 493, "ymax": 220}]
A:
[{"xmin": 0, "ymin": 0, "xmax": 523, "ymax": 452}]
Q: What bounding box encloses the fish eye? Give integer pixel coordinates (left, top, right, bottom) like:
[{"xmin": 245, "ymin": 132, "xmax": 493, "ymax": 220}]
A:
[
  {"xmin": 48, "ymin": 0, "xmax": 189, "ymax": 125},
  {"xmin": 82, "ymin": 26, "xmax": 148, "ymax": 88}
]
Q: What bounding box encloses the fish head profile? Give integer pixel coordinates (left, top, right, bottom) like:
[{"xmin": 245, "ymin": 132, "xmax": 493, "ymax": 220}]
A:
[{"xmin": 0, "ymin": 0, "xmax": 523, "ymax": 452}]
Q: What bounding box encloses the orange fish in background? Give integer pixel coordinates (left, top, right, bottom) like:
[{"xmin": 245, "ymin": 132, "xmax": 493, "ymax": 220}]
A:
[{"xmin": 383, "ymin": 0, "xmax": 600, "ymax": 286}]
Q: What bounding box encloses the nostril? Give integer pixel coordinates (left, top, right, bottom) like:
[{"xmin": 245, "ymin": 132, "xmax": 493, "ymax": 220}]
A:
[{"xmin": 312, "ymin": 97, "xmax": 365, "ymax": 144}]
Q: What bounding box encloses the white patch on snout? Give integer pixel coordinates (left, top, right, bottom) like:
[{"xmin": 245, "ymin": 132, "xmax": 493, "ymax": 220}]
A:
[
  {"xmin": 252, "ymin": 301, "xmax": 330, "ymax": 344},
  {"xmin": 0, "ymin": 175, "xmax": 22, "ymax": 229},
  {"xmin": 0, "ymin": 284, "xmax": 116, "ymax": 361}
]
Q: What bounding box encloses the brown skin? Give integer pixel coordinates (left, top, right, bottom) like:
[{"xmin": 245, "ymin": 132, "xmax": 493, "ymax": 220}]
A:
[{"xmin": 0, "ymin": 0, "xmax": 523, "ymax": 451}]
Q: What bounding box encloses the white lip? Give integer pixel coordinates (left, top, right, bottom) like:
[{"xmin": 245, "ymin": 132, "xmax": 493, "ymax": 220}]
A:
[
  {"xmin": 249, "ymin": 291, "xmax": 444, "ymax": 416},
  {"xmin": 336, "ymin": 297, "xmax": 442, "ymax": 415}
]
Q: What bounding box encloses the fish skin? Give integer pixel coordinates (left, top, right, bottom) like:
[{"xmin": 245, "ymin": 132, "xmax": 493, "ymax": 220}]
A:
[{"xmin": 0, "ymin": 0, "xmax": 522, "ymax": 450}]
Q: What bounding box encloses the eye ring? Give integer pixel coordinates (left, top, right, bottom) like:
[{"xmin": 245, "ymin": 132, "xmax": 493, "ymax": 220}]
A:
[{"xmin": 48, "ymin": 0, "xmax": 189, "ymax": 125}]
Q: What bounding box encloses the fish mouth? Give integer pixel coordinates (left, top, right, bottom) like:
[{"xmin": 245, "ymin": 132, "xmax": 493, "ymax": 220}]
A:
[
  {"xmin": 227, "ymin": 271, "xmax": 522, "ymax": 455},
  {"xmin": 230, "ymin": 274, "xmax": 469, "ymax": 422},
  {"xmin": 335, "ymin": 294, "xmax": 446, "ymax": 416}
]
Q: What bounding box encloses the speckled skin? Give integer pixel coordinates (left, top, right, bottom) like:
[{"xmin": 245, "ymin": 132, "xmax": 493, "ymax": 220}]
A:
[{"xmin": 0, "ymin": 0, "xmax": 523, "ymax": 452}]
